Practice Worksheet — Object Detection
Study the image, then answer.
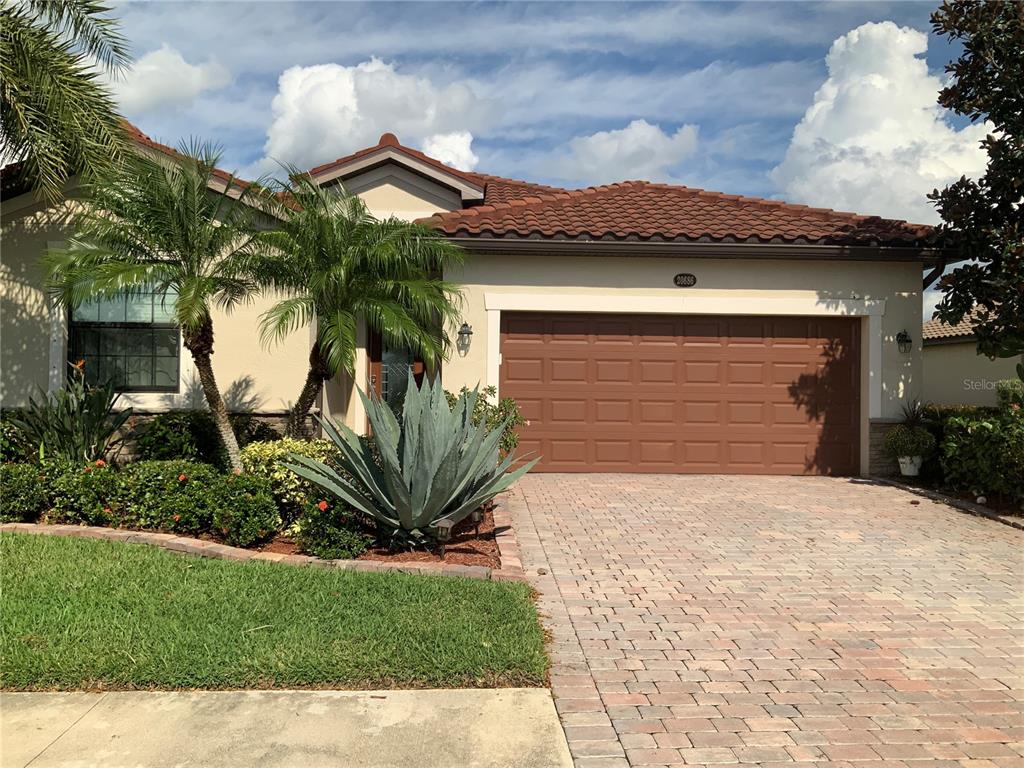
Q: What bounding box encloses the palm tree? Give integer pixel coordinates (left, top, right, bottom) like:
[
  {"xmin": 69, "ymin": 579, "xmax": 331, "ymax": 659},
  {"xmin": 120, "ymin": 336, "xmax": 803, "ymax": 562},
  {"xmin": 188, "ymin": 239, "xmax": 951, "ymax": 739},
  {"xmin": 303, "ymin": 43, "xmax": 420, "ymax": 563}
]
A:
[
  {"xmin": 45, "ymin": 142, "xmax": 265, "ymax": 471},
  {"xmin": 256, "ymin": 174, "xmax": 464, "ymax": 436},
  {"xmin": 1, "ymin": 0, "xmax": 129, "ymax": 203}
]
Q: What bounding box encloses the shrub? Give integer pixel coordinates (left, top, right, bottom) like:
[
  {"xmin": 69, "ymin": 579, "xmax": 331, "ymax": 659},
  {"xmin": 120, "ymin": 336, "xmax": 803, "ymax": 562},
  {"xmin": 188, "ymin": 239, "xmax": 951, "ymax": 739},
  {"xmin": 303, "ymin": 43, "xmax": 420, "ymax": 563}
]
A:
[
  {"xmin": 295, "ymin": 498, "xmax": 371, "ymax": 559},
  {"xmin": 445, "ymin": 385, "xmax": 526, "ymax": 454},
  {"xmin": 136, "ymin": 411, "xmax": 282, "ymax": 468},
  {"xmin": 48, "ymin": 460, "xmax": 123, "ymax": 525},
  {"xmin": 884, "ymin": 424, "xmax": 937, "ymax": 458},
  {"xmin": 10, "ymin": 364, "xmax": 131, "ymax": 463},
  {"xmin": 286, "ymin": 374, "xmax": 536, "ymax": 549},
  {"xmin": 941, "ymin": 409, "xmax": 1024, "ymax": 504},
  {"xmin": 997, "ymin": 379, "xmax": 1024, "ymax": 409},
  {"xmin": 210, "ymin": 474, "xmax": 280, "ymax": 547},
  {"xmin": 0, "ymin": 463, "xmax": 49, "ymax": 522},
  {"xmin": 0, "ymin": 414, "xmax": 30, "ymax": 462},
  {"xmin": 121, "ymin": 460, "xmax": 221, "ymax": 533},
  {"xmin": 240, "ymin": 438, "xmax": 339, "ymax": 522}
]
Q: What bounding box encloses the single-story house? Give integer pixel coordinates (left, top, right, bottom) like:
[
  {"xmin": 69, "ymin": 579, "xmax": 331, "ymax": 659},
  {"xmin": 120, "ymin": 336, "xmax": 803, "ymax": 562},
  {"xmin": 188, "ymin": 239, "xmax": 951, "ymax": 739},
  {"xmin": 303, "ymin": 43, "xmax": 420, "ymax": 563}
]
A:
[
  {"xmin": 921, "ymin": 315, "xmax": 1022, "ymax": 407},
  {"xmin": 1, "ymin": 125, "xmax": 942, "ymax": 476}
]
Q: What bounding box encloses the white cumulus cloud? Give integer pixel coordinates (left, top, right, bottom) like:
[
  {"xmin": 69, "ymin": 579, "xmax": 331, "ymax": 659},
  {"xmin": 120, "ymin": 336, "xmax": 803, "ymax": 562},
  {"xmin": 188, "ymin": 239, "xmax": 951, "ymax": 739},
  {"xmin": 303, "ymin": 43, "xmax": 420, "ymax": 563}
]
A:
[
  {"xmin": 422, "ymin": 131, "xmax": 479, "ymax": 171},
  {"xmin": 112, "ymin": 44, "xmax": 231, "ymax": 113},
  {"xmin": 553, "ymin": 119, "xmax": 699, "ymax": 184},
  {"xmin": 771, "ymin": 21, "xmax": 990, "ymax": 223},
  {"xmin": 257, "ymin": 58, "xmax": 489, "ymax": 173}
]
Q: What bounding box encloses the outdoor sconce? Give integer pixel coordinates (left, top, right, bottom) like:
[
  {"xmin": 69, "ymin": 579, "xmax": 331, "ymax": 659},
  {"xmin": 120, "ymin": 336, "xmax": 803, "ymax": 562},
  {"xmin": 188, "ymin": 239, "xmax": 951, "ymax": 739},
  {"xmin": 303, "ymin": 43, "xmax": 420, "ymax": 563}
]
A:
[
  {"xmin": 456, "ymin": 321, "xmax": 473, "ymax": 357},
  {"xmin": 896, "ymin": 330, "xmax": 913, "ymax": 354}
]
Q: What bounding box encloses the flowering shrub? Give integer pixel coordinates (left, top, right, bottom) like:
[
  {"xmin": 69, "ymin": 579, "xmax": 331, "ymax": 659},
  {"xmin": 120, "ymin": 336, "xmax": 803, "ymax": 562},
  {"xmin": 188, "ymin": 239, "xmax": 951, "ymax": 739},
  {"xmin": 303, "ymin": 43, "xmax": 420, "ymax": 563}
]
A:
[
  {"xmin": 121, "ymin": 460, "xmax": 221, "ymax": 533},
  {"xmin": 48, "ymin": 460, "xmax": 124, "ymax": 525},
  {"xmin": 240, "ymin": 438, "xmax": 340, "ymax": 522},
  {"xmin": 294, "ymin": 498, "xmax": 371, "ymax": 560}
]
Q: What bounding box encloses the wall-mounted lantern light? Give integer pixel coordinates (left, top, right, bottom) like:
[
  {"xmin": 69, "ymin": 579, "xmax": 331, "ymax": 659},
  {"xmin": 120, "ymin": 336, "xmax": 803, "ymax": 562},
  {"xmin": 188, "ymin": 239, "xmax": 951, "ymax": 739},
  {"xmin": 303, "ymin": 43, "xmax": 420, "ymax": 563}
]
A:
[
  {"xmin": 456, "ymin": 322, "xmax": 473, "ymax": 357},
  {"xmin": 896, "ymin": 330, "xmax": 912, "ymax": 354}
]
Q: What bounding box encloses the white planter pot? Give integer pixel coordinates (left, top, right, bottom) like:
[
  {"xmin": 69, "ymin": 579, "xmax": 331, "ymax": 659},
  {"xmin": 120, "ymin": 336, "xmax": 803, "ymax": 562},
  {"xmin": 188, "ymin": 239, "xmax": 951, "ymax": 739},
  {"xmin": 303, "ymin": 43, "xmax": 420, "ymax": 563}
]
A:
[{"xmin": 898, "ymin": 456, "xmax": 923, "ymax": 477}]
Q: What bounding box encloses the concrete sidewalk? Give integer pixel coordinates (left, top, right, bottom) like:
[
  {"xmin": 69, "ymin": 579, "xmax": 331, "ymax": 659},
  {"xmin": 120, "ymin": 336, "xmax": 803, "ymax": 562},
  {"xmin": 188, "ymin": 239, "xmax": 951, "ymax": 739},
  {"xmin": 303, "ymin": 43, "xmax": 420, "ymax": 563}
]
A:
[{"xmin": 1, "ymin": 688, "xmax": 573, "ymax": 768}]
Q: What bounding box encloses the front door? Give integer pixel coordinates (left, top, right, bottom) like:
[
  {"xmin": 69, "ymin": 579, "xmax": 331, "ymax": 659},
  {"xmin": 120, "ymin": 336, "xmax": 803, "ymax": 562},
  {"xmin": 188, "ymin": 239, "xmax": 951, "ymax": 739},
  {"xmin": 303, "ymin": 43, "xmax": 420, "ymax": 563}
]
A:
[{"xmin": 367, "ymin": 332, "xmax": 425, "ymax": 412}]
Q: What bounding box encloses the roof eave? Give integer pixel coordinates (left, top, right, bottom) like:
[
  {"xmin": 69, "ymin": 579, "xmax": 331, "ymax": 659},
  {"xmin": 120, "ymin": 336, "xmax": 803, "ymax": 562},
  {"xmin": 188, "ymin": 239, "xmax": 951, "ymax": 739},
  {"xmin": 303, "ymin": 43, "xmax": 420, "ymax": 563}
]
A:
[{"xmin": 440, "ymin": 235, "xmax": 944, "ymax": 263}]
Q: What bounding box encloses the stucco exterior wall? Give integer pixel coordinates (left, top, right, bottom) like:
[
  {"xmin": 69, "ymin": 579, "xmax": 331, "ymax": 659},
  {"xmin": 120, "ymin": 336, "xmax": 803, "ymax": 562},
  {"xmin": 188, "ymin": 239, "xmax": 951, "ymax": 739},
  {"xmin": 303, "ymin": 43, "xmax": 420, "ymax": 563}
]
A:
[{"xmin": 922, "ymin": 341, "xmax": 1021, "ymax": 406}]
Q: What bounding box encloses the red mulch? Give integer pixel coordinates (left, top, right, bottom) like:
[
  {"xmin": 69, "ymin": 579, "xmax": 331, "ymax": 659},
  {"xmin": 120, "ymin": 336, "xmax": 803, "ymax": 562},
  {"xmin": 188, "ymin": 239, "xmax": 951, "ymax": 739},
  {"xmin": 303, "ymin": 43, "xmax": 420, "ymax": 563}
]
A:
[{"xmin": 256, "ymin": 507, "xmax": 502, "ymax": 569}]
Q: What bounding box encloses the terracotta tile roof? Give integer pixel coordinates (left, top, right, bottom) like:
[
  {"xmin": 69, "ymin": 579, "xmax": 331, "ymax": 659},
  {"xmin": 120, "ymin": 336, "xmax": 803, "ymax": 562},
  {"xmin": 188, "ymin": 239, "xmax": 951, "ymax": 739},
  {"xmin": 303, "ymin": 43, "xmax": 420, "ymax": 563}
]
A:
[
  {"xmin": 308, "ymin": 133, "xmax": 566, "ymax": 205},
  {"xmin": 922, "ymin": 312, "xmax": 978, "ymax": 342},
  {"xmin": 122, "ymin": 121, "xmax": 250, "ymax": 189},
  {"xmin": 423, "ymin": 180, "xmax": 932, "ymax": 247}
]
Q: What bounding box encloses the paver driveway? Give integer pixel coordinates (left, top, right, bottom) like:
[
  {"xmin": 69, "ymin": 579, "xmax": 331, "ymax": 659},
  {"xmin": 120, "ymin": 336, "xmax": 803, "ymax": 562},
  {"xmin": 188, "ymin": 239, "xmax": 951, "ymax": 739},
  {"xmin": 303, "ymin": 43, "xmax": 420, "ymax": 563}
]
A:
[{"xmin": 509, "ymin": 475, "xmax": 1024, "ymax": 768}]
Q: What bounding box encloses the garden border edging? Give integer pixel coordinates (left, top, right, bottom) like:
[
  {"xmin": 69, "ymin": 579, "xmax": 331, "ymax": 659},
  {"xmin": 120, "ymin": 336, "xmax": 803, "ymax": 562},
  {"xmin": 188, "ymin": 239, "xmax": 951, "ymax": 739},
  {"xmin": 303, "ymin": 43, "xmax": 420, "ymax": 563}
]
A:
[
  {"xmin": 870, "ymin": 475, "xmax": 1024, "ymax": 531},
  {"xmin": 0, "ymin": 494, "xmax": 528, "ymax": 582}
]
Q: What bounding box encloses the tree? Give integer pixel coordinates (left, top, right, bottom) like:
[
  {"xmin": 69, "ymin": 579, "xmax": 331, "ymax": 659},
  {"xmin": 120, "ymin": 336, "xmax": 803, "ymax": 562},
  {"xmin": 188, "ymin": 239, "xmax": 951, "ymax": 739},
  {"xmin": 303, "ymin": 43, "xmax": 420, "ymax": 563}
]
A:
[
  {"xmin": 928, "ymin": 1, "xmax": 1023, "ymax": 373},
  {"xmin": 45, "ymin": 143, "xmax": 265, "ymax": 471},
  {"xmin": 255, "ymin": 174, "xmax": 464, "ymax": 436},
  {"xmin": 0, "ymin": 0, "xmax": 129, "ymax": 203}
]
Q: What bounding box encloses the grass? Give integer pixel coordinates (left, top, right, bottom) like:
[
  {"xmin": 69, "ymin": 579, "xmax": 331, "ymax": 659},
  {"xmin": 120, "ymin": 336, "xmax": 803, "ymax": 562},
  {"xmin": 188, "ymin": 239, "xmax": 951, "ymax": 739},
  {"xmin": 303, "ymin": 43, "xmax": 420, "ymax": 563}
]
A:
[{"xmin": 0, "ymin": 532, "xmax": 547, "ymax": 691}]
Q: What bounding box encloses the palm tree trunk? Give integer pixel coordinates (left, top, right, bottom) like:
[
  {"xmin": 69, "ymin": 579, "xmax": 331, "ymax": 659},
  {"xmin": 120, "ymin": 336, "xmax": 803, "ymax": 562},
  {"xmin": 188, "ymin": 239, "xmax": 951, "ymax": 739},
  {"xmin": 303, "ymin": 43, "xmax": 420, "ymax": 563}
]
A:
[
  {"xmin": 287, "ymin": 341, "xmax": 330, "ymax": 437},
  {"xmin": 183, "ymin": 319, "xmax": 243, "ymax": 472}
]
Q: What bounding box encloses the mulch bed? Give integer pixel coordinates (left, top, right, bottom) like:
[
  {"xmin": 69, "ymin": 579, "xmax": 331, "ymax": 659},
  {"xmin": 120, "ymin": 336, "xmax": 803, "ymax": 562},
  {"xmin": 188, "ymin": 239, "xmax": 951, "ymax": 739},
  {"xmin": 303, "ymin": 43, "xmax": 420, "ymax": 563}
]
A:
[{"xmin": 257, "ymin": 507, "xmax": 501, "ymax": 569}]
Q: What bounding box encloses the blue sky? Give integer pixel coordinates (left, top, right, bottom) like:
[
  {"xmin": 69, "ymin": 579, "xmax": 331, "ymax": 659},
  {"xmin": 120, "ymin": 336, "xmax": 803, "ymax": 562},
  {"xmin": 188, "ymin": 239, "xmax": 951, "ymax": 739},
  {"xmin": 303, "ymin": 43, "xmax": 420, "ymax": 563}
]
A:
[{"xmin": 111, "ymin": 0, "xmax": 986, "ymax": 237}]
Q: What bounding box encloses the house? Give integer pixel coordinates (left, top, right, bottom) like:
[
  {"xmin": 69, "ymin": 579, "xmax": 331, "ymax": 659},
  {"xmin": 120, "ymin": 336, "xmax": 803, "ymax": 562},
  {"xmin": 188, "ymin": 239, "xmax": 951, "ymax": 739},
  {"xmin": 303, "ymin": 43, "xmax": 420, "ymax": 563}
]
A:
[
  {"xmin": 921, "ymin": 314, "xmax": 1021, "ymax": 407},
  {"xmin": 1, "ymin": 125, "xmax": 941, "ymax": 476}
]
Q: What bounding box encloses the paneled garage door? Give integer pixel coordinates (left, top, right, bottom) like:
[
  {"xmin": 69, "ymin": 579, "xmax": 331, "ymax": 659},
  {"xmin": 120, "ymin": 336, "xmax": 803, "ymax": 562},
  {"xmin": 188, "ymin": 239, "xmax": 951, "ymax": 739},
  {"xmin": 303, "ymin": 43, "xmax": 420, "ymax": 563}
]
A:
[{"xmin": 500, "ymin": 312, "xmax": 860, "ymax": 475}]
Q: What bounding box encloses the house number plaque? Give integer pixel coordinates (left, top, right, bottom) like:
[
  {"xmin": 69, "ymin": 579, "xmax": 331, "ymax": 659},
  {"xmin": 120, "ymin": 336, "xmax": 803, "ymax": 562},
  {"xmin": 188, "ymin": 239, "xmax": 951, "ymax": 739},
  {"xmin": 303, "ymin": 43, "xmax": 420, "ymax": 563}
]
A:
[{"xmin": 673, "ymin": 273, "xmax": 697, "ymax": 287}]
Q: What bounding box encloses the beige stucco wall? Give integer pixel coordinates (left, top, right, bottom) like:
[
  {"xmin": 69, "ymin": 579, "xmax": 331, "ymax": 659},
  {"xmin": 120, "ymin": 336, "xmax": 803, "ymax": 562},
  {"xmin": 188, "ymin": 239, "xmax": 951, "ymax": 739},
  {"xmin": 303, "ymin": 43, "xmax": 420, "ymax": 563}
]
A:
[{"xmin": 922, "ymin": 341, "xmax": 1021, "ymax": 406}]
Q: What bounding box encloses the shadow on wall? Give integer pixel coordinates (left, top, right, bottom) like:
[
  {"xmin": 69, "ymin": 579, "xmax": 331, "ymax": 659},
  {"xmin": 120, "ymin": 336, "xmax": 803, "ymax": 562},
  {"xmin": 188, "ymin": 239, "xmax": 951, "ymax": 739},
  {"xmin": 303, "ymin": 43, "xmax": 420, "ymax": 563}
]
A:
[
  {"xmin": 158, "ymin": 373, "xmax": 266, "ymax": 413},
  {"xmin": 787, "ymin": 336, "xmax": 860, "ymax": 475},
  {"xmin": 0, "ymin": 202, "xmax": 77, "ymax": 408}
]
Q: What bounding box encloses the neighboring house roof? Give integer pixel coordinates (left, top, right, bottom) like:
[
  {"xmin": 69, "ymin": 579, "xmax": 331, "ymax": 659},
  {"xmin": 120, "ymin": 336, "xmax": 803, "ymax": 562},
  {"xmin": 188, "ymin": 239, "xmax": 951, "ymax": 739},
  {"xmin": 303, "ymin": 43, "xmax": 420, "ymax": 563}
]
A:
[
  {"xmin": 423, "ymin": 180, "xmax": 932, "ymax": 247},
  {"xmin": 922, "ymin": 313, "xmax": 978, "ymax": 344}
]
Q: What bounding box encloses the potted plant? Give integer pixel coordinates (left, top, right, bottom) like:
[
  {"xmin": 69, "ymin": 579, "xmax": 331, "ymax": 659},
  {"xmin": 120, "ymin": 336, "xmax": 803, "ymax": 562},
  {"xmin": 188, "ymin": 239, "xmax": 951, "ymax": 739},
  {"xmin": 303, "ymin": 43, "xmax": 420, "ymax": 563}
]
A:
[{"xmin": 885, "ymin": 402, "xmax": 937, "ymax": 477}]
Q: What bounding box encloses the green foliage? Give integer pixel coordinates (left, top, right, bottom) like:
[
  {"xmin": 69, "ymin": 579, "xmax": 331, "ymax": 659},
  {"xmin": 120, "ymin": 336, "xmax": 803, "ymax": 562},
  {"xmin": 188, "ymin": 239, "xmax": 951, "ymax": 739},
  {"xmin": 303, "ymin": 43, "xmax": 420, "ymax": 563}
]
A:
[
  {"xmin": 445, "ymin": 386, "xmax": 526, "ymax": 454},
  {"xmin": 136, "ymin": 411, "xmax": 282, "ymax": 469},
  {"xmin": 250, "ymin": 174, "xmax": 465, "ymax": 433},
  {"xmin": 0, "ymin": 464, "xmax": 49, "ymax": 522},
  {"xmin": 0, "ymin": 0, "xmax": 129, "ymax": 203},
  {"xmin": 0, "ymin": 414, "xmax": 30, "ymax": 462},
  {"xmin": 120, "ymin": 460, "xmax": 221, "ymax": 534},
  {"xmin": 10, "ymin": 364, "xmax": 131, "ymax": 463},
  {"xmin": 940, "ymin": 409, "xmax": 1024, "ymax": 504},
  {"xmin": 929, "ymin": 1, "xmax": 1023, "ymax": 361},
  {"xmin": 285, "ymin": 374, "xmax": 537, "ymax": 549},
  {"xmin": 996, "ymin": 379, "xmax": 1024, "ymax": 409},
  {"xmin": 210, "ymin": 474, "xmax": 280, "ymax": 547},
  {"xmin": 48, "ymin": 460, "xmax": 123, "ymax": 525},
  {"xmin": 884, "ymin": 424, "xmax": 937, "ymax": 459},
  {"xmin": 295, "ymin": 498, "xmax": 372, "ymax": 560},
  {"xmin": 240, "ymin": 438, "xmax": 339, "ymax": 522}
]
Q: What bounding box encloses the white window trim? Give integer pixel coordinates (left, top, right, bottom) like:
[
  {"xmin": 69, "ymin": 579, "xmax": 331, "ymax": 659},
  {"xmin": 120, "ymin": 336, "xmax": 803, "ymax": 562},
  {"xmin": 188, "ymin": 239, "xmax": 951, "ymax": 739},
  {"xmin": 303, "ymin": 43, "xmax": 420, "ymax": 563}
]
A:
[{"xmin": 483, "ymin": 292, "xmax": 886, "ymax": 419}]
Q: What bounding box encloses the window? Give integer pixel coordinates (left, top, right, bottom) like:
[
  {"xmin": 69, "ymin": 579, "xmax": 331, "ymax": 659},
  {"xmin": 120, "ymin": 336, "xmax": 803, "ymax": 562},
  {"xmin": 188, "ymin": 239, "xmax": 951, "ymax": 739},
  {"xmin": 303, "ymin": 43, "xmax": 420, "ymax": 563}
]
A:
[{"xmin": 68, "ymin": 291, "xmax": 180, "ymax": 392}]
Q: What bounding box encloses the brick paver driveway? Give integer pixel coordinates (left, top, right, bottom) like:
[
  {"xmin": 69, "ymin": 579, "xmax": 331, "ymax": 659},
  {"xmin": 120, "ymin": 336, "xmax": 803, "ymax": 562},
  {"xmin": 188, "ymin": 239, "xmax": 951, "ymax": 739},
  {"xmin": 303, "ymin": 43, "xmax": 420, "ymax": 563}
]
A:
[{"xmin": 509, "ymin": 475, "xmax": 1023, "ymax": 768}]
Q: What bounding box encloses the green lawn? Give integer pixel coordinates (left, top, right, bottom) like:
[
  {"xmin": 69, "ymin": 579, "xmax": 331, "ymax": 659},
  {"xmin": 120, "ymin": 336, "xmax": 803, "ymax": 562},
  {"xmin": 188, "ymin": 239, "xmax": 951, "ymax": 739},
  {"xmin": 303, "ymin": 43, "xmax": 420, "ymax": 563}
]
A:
[{"xmin": 0, "ymin": 533, "xmax": 547, "ymax": 691}]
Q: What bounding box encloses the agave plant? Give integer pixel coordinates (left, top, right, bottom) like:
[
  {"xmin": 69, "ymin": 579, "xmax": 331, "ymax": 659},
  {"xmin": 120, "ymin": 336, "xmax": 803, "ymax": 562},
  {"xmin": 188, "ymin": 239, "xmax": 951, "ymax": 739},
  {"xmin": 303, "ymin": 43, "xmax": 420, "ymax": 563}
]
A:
[
  {"xmin": 11, "ymin": 362, "xmax": 132, "ymax": 463},
  {"xmin": 284, "ymin": 374, "xmax": 537, "ymax": 548}
]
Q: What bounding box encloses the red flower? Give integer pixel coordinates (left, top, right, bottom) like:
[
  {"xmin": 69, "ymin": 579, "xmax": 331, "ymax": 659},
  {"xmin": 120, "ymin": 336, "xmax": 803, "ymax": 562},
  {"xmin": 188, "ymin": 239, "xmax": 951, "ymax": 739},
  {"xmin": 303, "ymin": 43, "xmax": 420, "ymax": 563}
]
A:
[
  {"xmin": 95, "ymin": 459, "xmax": 106, "ymax": 467},
  {"xmin": 178, "ymin": 473, "xmax": 187, "ymax": 482},
  {"xmin": 103, "ymin": 507, "xmax": 111, "ymax": 514},
  {"xmin": 84, "ymin": 466, "xmax": 92, "ymax": 473},
  {"xmin": 317, "ymin": 500, "xmax": 329, "ymax": 511},
  {"xmin": 173, "ymin": 514, "xmax": 181, "ymax": 522},
  {"xmin": 233, "ymin": 468, "xmax": 242, "ymax": 476}
]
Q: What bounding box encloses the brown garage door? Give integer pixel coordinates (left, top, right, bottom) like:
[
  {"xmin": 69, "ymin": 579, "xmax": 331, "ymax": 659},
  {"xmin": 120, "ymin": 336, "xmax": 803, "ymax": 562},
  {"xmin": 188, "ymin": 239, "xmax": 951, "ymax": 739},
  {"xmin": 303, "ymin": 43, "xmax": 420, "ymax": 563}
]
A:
[{"xmin": 500, "ymin": 312, "xmax": 860, "ymax": 475}]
